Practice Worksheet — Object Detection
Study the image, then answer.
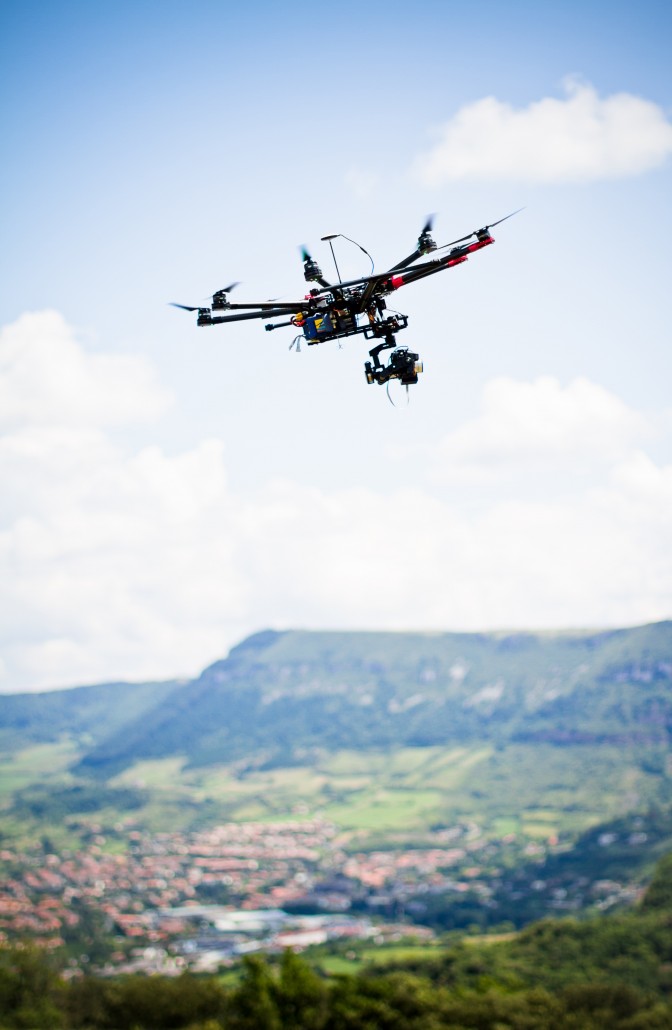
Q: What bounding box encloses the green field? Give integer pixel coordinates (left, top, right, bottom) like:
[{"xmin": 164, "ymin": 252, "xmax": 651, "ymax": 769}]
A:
[
  {"xmin": 108, "ymin": 741, "xmax": 671, "ymax": 845},
  {"xmin": 316, "ymin": 942, "xmax": 445, "ymax": 976},
  {"xmin": 1, "ymin": 735, "xmax": 669, "ymax": 851},
  {"xmin": 0, "ymin": 740, "xmax": 80, "ymax": 796}
]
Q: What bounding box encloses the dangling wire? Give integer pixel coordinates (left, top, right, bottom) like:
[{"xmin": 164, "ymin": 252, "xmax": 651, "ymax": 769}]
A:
[
  {"xmin": 289, "ymin": 335, "xmax": 302, "ymax": 352},
  {"xmin": 386, "ymin": 382, "xmax": 411, "ymax": 407}
]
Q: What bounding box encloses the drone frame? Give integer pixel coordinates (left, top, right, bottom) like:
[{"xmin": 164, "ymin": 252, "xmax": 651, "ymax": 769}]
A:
[{"xmin": 171, "ymin": 211, "xmax": 521, "ymax": 389}]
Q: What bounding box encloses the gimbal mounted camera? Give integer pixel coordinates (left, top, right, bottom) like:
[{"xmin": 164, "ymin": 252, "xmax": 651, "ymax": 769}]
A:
[{"xmin": 364, "ymin": 337, "xmax": 423, "ymax": 386}]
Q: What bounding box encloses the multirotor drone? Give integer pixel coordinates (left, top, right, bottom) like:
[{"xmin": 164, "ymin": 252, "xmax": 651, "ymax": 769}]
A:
[{"xmin": 172, "ymin": 210, "xmax": 521, "ymax": 393}]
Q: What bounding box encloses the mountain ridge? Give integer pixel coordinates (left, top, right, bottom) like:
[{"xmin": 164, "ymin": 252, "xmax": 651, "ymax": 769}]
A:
[{"xmin": 10, "ymin": 620, "xmax": 663, "ymax": 776}]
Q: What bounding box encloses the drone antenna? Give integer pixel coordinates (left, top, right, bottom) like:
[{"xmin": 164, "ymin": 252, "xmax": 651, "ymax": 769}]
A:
[{"xmin": 321, "ymin": 234, "xmax": 343, "ymax": 284}]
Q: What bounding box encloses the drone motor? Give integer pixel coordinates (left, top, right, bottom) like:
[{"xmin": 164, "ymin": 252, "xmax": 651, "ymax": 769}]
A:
[{"xmin": 417, "ymin": 215, "xmax": 437, "ymax": 256}]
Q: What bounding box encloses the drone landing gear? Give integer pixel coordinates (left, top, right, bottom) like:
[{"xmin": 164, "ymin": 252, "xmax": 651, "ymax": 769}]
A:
[{"xmin": 364, "ymin": 336, "xmax": 423, "ymax": 387}]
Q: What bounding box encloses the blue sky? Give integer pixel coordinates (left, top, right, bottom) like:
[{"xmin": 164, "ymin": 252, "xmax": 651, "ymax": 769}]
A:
[{"xmin": 1, "ymin": 0, "xmax": 671, "ymax": 690}]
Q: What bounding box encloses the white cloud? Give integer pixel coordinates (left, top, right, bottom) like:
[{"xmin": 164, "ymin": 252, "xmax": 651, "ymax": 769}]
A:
[
  {"xmin": 0, "ymin": 312, "xmax": 243, "ymax": 690},
  {"xmin": 0, "ymin": 312, "xmax": 670, "ymax": 692},
  {"xmin": 0, "ymin": 310, "xmax": 171, "ymax": 427},
  {"xmin": 434, "ymin": 375, "xmax": 651, "ymax": 482},
  {"xmin": 413, "ymin": 79, "xmax": 672, "ymax": 184},
  {"xmin": 224, "ymin": 469, "xmax": 672, "ymax": 643},
  {"xmin": 0, "ymin": 428, "xmax": 251, "ymax": 691}
]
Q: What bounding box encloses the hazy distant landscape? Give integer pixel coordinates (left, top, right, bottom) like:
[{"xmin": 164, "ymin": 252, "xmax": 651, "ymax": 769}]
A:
[
  {"xmin": 4, "ymin": 622, "xmax": 672, "ymax": 839},
  {"xmin": 2, "ymin": 622, "xmax": 672, "ymax": 1025},
  {"xmin": 2, "ymin": 622, "xmax": 671, "ymax": 972}
]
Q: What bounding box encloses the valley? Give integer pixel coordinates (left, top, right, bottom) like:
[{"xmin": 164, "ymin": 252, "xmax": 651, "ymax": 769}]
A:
[{"xmin": 1, "ymin": 622, "xmax": 671, "ymax": 974}]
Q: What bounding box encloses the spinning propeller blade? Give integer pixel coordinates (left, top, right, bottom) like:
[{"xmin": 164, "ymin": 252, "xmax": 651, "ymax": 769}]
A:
[
  {"xmin": 440, "ymin": 208, "xmax": 524, "ymax": 249},
  {"xmin": 441, "ymin": 231, "xmax": 474, "ymax": 248},
  {"xmin": 172, "ymin": 284, "xmax": 240, "ymax": 311},
  {"xmin": 485, "ymin": 208, "xmax": 525, "ymax": 231},
  {"xmin": 211, "ymin": 281, "xmax": 241, "ymax": 309}
]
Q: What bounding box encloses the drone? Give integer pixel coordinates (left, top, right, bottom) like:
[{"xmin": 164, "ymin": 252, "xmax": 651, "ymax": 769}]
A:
[{"xmin": 171, "ymin": 210, "xmax": 521, "ymax": 392}]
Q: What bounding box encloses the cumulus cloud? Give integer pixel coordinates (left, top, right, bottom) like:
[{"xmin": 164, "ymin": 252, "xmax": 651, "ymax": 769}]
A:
[
  {"xmin": 434, "ymin": 375, "xmax": 651, "ymax": 481},
  {"xmin": 0, "ymin": 310, "xmax": 171, "ymax": 427},
  {"xmin": 0, "ymin": 312, "xmax": 670, "ymax": 692},
  {"xmin": 0, "ymin": 432, "xmax": 249, "ymax": 691},
  {"xmin": 250, "ymin": 379, "xmax": 671, "ymax": 635},
  {"xmin": 413, "ymin": 78, "xmax": 672, "ymax": 184},
  {"xmin": 232, "ymin": 468, "xmax": 672, "ymax": 638},
  {"xmin": 0, "ymin": 312, "xmax": 241, "ymax": 691}
]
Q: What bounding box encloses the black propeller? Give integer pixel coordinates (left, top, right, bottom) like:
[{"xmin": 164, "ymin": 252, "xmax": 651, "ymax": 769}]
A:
[
  {"xmin": 211, "ymin": 281, "xmax": 240, "ymax": 309},
  {"xmin": 171, "ymin": 282, "xmax": 240, "ymax": 312},
  {"xmin": 486, "ymin": 208, "xmax": 525, "ymax": 230},
  {"xmin": 214, "ymin": 280, "xmax": 240, "ymax": 296},
  {"xmin": 440, "ymin": 208, "xmax": 524, "ymax": 249}
]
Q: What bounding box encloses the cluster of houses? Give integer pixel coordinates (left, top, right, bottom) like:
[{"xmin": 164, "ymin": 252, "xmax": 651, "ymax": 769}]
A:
[
  {"xmin": 0, "ymin": 816, "xmax": 644, "ymax": 972},
  {"xmin": 0, "ymin": 818, "xmax": 470, "ymax": 967}
]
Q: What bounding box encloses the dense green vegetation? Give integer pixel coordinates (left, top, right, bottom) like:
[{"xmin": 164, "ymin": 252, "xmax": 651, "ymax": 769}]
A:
[
  {"xmin": 407, "ymin": 803, "xmax": 672, "ymax": 931},
  {"xmin": 10, "ymin": 782, "xmax": 148, "ymax": 822},
  {"xmin": 3, "ymin": 859, "xmax": 672, "ymax": 1028},
  {"xmin": 3, "ymin": 946, "xmax": 671, "ymax": 1028}
]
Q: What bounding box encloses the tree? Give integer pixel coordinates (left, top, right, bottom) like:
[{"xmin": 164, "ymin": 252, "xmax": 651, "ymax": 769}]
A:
[
  {"xmin": 276, "ymin": 950, "xmax": 328, "ymax": 1030},
  {"xmin": 641, "ymin": 853, "xmax": 672, "ymax": 913},
  {"xmin": 0, "ymin": 947, "xmax": 65, "ymax": 1028},
  {"xmin": 227, "ymin": 955, "xmax": 281, "ymax": 1030}
]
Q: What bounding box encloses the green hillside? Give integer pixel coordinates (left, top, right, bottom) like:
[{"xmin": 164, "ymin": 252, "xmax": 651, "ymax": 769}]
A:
[
  {"xmin": 1, "ymin": 622, "xmax": 671, "ymax": 866},
  {"xmin": 73, "ymin": 622, "xmax": 672, "ymax": 775},
  {"xmin": 0, "ymin": 677, "xmax": 186, "ymax": 751}
]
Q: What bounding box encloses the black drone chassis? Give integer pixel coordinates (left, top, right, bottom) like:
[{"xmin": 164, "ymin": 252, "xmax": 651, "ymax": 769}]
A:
[{"xmin": 172, "ymin": 211, "xmax": 520, "ymax": 389}]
